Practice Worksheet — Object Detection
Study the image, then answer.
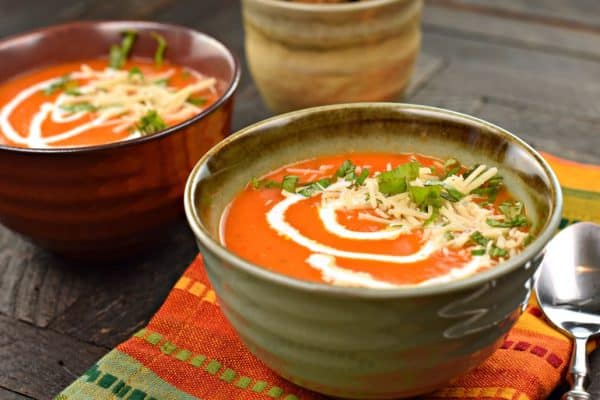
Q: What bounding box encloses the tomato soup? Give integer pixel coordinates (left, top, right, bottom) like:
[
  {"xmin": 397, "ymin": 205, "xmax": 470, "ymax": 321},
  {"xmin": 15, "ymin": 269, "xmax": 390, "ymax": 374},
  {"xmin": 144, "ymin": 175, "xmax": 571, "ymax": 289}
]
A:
[
  {"xmin": 221, "ymin": 153, "xmax": 532, "ymax": 288},
  {"xmin": 0, "ymin": 32, "xmax": 219, "ymax": 148}
]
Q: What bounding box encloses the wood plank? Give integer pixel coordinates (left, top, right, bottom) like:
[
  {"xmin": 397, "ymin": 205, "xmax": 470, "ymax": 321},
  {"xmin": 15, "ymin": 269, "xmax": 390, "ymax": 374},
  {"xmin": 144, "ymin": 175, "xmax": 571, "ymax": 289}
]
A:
[
  {"xmin": 0, "ymin": 314, "xmax": 107, "ymax": 399},
  {"xmin": 49, "ymin": 219, "xmax": 197, "ymax": 348},
  {"xmin": 0, "ymin": 387, "xmax": 34, "ymax": 400},
  {"xmin": 477, "ymin": 100, "xmax": 600, "ymax": 164},
  {"xmin": 418, "ymin": 34, "xmax": 600, "ymax": 121},
  {"xmin": 0, "ymin": 227, "xmax": 89, "ymax": 328},
  {"xmin": 423, "ymin": 4, "xmax": 600, "ymax": 60},
  {"xmin": 430, "ymin": 0, "xmax": 600, "ymax": 31},
  {"xmin": 0, "ymin": 0, "xmax": 180, "ymax": 37}
]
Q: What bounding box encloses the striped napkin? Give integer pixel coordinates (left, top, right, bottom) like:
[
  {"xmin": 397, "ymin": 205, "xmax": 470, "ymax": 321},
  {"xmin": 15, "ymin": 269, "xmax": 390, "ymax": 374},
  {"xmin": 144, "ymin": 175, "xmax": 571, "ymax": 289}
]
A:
[{"xmin": 56, "ymin": 153, "xmax": 600, "ymax": 400}]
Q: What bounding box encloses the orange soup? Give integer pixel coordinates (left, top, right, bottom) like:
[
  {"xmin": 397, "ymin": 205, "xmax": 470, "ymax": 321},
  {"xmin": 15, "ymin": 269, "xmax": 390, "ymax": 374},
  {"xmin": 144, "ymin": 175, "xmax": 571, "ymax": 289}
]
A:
[
  {"xmin": 0, "ymin": 32, "xmax": 218, "ymax": 148},
  {"xmin": 221, "ymin": 153, "xmax": 532, "ymax": 288}
]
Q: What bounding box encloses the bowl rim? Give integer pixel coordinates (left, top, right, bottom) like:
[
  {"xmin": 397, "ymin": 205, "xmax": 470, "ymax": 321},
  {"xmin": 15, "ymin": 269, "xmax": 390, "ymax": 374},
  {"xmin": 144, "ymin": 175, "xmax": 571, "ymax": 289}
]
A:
[
  {"xmin": 184, "ymin": 102, "xmax": 563, "ymax": 298},
  {"xmin": 245, "ymin": 0, "xmax": 411, "ymax": 13},
  {"xmin": 0, "ymin": 20, "xmax": 241, "ymax": 155}
]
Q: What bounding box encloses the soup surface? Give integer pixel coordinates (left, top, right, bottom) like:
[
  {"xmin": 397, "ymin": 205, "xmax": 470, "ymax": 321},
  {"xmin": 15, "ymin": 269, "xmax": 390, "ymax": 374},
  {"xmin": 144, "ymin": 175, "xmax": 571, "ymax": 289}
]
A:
[
  {"xmin": 0, "ymin": 32, "xmax": 218, "ymax": 148},
  {"xmin": 221, "ymin": 153, "xmax": 532, "ymax": 288}
]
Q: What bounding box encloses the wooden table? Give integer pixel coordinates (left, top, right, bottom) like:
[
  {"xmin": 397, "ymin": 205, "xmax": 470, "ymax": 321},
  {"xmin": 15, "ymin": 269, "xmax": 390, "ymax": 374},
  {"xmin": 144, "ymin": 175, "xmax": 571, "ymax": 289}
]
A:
[{"xmin": 1, "ymin": 1, "xmax": 599, "ymax": 399}]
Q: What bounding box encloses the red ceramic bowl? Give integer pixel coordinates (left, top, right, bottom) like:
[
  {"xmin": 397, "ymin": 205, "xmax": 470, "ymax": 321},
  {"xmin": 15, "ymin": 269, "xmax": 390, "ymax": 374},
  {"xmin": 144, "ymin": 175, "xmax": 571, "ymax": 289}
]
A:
[{"xmin": 0, "ymin": 21, "xmax": 240, "ymax": 261}]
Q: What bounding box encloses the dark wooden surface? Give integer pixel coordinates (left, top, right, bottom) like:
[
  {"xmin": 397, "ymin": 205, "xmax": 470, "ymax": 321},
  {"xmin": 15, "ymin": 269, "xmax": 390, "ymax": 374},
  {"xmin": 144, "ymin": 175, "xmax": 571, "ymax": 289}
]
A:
[{"xmin": 1, "ymin": 1, "xmax": 599, "ymax": 399}]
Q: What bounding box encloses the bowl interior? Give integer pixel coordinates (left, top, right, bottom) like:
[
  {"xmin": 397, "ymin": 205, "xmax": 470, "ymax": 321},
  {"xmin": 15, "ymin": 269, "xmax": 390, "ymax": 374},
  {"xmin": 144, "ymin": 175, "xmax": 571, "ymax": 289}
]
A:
[
  {"xmin": 0, "ymin": 21, "xmax": 237, "ymax": 93},
  {"xmin": 187, "ymin": 103, "xmax": 561, "ymax": 294}
]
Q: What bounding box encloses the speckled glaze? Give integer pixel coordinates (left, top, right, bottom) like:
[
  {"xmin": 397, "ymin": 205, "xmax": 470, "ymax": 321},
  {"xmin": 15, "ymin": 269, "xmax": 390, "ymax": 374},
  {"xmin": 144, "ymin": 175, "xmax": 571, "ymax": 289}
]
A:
[
  {"xmin": 242, "ymin": 0, "xmax": 422, "ymax": 113},
  {"xmin": 185, "ymin": 103, "xmax": 562, "ymax": 398},
  {"xmin": 0, "ymin": 21, "xmax": 240, "ymax": 261}
]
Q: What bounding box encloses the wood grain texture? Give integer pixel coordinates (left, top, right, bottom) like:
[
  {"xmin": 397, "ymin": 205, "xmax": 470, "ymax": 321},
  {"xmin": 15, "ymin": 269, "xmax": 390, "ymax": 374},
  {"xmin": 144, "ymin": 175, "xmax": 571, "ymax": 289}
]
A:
[
  {"xmin": 49, "ymin": 219, "xmax": 197, "ymax": 348},
  {"xmin": 430, "ymin": 0, "xmax": 600, "ymax": 31},
  {"xmin": 0, "ymin": 314, "xmax": 107, "ymax": 400},
  {"xmin": 0, "ymin": 387, "xmax": 34, "ymax": 400},
  {"xmin": 424, "ymin": 4, "xmax": 600, "ymax": 60},
  {"xmin": 478, "ymin": 100, "xmax": 600, "ymax": 164},
  {"xmin": 0, "ymin": 1, "xmax": 599, "ymax": 399}
]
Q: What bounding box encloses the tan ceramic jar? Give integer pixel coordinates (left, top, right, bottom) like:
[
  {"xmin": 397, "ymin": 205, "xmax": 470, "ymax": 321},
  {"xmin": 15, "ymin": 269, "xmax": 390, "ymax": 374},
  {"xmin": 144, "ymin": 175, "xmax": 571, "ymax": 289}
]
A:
[{"xmin": 242, "ymin": 0, "xmax": 423, "ymax": 113}]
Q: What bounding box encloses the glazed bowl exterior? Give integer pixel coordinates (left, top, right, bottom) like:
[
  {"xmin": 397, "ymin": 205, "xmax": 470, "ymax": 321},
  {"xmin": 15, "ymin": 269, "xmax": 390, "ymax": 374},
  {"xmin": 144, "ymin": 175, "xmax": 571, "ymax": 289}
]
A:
[
  {"xmin": 184, "ymin": 103, "xmax": 562, "ymax": 398},
  {"xmin": 0, "ymin": 21, "xmax": 239, "ymax": 261},
  {"xmin": 242, "ymin": 0, "xmax": 422, "ymax": 113}
]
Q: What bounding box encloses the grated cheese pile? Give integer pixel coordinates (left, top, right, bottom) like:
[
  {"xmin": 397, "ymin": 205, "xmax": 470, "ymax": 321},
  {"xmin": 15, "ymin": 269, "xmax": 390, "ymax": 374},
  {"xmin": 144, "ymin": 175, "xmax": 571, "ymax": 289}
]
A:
[
  {"xmin": 56, "ymin": 64, "xmax": 217, "ymax": 136},
  {"xmin": 308, "ymin": 162, "xmax": 531, "ymax": 269}
]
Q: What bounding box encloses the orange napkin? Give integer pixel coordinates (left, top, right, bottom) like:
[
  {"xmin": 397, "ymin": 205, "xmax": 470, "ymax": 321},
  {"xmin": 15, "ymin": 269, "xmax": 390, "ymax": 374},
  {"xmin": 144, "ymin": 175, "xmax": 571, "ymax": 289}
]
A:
[{"xmin": 56, "ymin": 154, "xmax": 600, "ymax": 400}]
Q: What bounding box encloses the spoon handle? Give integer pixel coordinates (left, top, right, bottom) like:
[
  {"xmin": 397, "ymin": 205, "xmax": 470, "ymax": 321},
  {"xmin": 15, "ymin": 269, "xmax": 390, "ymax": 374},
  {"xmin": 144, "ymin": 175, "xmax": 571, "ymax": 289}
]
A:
[{"xmin": 562, "ymin": 336, "xmax": 592, "ymax": 400}]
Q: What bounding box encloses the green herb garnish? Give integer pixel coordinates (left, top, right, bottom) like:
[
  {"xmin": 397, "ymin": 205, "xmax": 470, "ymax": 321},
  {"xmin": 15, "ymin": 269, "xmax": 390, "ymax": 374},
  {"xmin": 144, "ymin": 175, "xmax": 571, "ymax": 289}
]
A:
[
  {"xmin": 109, "ymin": 30, "xmax": 137, "ymax": 69},
  {"xmin": 443, "ymin": 158, "xmax": 461, "ymax": 178},
  {"xmin": 336, "ymin": 160, "xmax": 356, "ymax": 179},
  {"xmin": 43, "ymin": 74, "xmax": 73, "ymax": 96},
  {"xmin": 354, "ymin": 168, "xmax": 369, "ymax": 186},
  {"xmin": 154, "ymin": 78, "xmax": 169, "ymax": 86},
  {"xmin": 471, "ymin": 175, "xmax": 503, "ymax": 202},
  {"xmin": 377, "ymin": 161, "xmax": 420, "ymax": 196},
  {"xmin": 470, "ymin": 231, "xmax": 489, "ymax": 247},
  {"xmin": 60, "ymin": 102, "xmax": 97, "ymax": 113},
  {"xmin": 151, "ymin": 33, "xmax": 167, "ymax": 67},
  {"xmin": 489, "ymin": 246, "xmax": 508, "ymax": 258},
  {"xmin": 471, "ymin": 248, "xmax": 486, "ymax": 256},
  {"xmin": 444, "ymin": 231, "xmax": 455, "ymax": 240},
  {"xmin": 187, "ymin": 97, "xmax": 207, "ymax": 106},
  {"xmin": 441, "ymin": 187, "xmax": 465, "ymax": 202},
  {"xmin": 136, "ymin": 110, "xmax": 166, "ymax": 136},
  {"xmin": 486, "ymin": 200, "xmax": 528, "ymax": 228},
  {"xmin": 251, "ymin": 177, "xmax": 280, "ymax": 189},
  {"xmin": 297, "ymin": 178, "xmax": 332, "ymax": 197},
  {"xmin": 281, "ymin": 176, "xmax": 299, "ymax": 193},
  {"xmin": 408, "ymin": 184, "xmax": 443, "ymax": 210},
  {"xmin": 128, "ymin": 66, "xmax": 144, "ymax": 80}
]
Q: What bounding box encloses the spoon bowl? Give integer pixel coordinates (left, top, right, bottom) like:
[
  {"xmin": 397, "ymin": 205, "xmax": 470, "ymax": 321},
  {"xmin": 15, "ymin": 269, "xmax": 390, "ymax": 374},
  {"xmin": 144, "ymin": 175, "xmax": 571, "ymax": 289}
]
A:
[{"xmin": 535, "ymin": 222, "xmax": 600, "ymax": 400}]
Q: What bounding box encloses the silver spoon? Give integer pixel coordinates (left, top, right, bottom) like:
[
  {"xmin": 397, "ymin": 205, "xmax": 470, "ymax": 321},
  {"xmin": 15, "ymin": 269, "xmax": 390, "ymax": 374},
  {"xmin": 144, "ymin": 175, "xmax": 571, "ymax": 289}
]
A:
[{"xmin": 535, "ymin": 222, "xmax": 600, "ymax": 400}]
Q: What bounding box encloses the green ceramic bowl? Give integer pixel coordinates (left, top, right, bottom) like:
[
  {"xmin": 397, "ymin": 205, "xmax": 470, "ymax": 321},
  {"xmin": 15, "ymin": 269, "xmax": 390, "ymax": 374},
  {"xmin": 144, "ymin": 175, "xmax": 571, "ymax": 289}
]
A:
[{"xmin": 184, "ymin": 103, "xmax": 562, "ymax": 398}]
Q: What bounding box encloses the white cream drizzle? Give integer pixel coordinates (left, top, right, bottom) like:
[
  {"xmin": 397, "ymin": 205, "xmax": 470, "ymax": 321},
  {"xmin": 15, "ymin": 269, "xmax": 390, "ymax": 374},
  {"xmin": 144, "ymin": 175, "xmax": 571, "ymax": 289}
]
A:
[{"xmin": 266, "ymin": 194, "xmax": 438, "ymax": 265}]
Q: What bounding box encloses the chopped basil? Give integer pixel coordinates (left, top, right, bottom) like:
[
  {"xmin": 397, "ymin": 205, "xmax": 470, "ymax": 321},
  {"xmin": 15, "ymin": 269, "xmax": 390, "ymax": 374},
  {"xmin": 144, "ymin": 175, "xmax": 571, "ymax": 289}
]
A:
[
  {"xmin": 154, "ymin": 78, "xmax": 169, "ymax": 86},
  {"xmin": 423, "ymin": 206, "xmax": 440, "ymax": 226},
  {"xmin": 43, "ymin": 74, "xmax": 73, "ymax": 96},
  {"xmin": 441, "ymin": 187, "xmax": 465, "ymax": 202},
  {"xmin": 251, "ymin": 177, "xmax": 280, "ymax": 189},
  {"xmin": 409, "ymin": 184, "xmax": 443, "ymax": 210},
  {"xmin": 354, "ymin": 168, "xmax": 369, "ymax": 186},
  {"xmin": 65, "ymin": 85, "xmax": 82, "ymax": 96},
  {"xmin": 151, "ymin": 33, "xmax": 167, "ymax": 67},
  {"xmin": 486, "ymin": 200, "xmax": 528, "ymax": 228},
  {"xmin": 128, "ymin": 66, "xmax": 144, "ymax": 80},
  {"xmin": 470, "ymin": 231, "xmax": 489, "ymax": 247},
  {"xmin": 377, "ymin": 161, "xmax": 420, "ymax": 196},
  {"xmin": 486, "ymin": 216, "xmax": 527, "ymax": 228},
  {"xmin": 136, "ymin": 110, "xmax": 166, "ymax": 136},
  {"xmin": 281, "ymin": 176, "xmax": 299, "ymax": 193},
  {"xmin": 60, "ymin": 102, "xmax": 97, "ymax": 113},
  {"xmin": 187, "ymin": 97, "xmax": 207, "ymax": 106},
  {"xmin": 471, "ymin": 175, "xmax": 503, "ymax": 202},
  {"xmin": 336, "ymin": 160, "xmax": 356, "ymax": 179},
  {"xmin": 471, "ymin": 248, "xmax": 486, "ymax": 256},
  {"xmin": 489, "ymin": 246, "xmax": 508, "ymax": 258},
  {"xmin": 298, "ymin": 178, "xmax": 333, "ymax": 196},
  {"xmin": 443, "ymin": 158, "xmax": 461, "ymax": 178},
  {"xmin": 109, "ymin": 30, "xmax": 137, "ymax": 69}
]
